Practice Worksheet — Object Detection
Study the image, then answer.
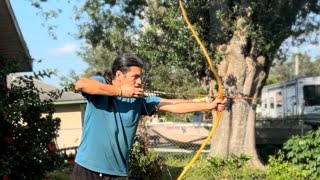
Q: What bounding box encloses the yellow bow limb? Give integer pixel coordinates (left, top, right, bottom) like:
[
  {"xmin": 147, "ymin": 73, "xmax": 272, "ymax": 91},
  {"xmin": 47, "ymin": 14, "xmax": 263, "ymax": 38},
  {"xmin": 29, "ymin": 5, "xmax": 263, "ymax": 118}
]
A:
[{"xmin": 177, "ymin": 1, "xmax": 224, "ymax": 179}]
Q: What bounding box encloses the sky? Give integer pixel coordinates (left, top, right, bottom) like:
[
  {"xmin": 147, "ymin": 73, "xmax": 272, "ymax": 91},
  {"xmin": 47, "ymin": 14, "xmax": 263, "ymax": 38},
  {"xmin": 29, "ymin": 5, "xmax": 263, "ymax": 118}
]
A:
[
  {"xmin": 9, "ymin": 0, "xmax": 320, "ymax": 88},
  {"xmin": 10, "ymin": 0, "xmax": 88, "ymax": 87}
]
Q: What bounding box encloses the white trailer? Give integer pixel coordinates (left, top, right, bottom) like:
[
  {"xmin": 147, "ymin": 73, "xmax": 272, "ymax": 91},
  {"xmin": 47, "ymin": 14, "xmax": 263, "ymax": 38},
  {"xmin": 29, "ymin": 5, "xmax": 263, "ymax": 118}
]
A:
[{"xmin": 258, "ymin": 76, "xmax": 320, "ymax": 119}]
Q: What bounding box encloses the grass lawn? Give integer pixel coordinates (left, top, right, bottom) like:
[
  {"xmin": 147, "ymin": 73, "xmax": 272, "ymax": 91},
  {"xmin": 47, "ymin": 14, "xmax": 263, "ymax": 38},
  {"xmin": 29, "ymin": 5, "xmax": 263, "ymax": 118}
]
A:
[
  {"xmin": 160, "ymin": 152, "xmax": 207, "ymax": 180},
  {"xmin": 162, "ymin": 166, "xmax": 183, "ymax": 180},
  {"xmin": 45, "ymin": 153, "xmax": 199, "ymax": 180},
  {"xmin": 45, "ymin": 165, "xmax": 73, "ymax": 180},
  {"xmin": 46, "ymin": 166, "xmax": 183, "ymax": 180}
]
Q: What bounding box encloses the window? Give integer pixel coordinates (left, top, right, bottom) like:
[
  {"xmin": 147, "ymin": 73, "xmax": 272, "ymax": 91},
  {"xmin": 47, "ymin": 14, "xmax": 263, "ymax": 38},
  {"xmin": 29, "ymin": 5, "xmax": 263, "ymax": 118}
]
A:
[
  {"xmin": 270, "ymin": 97, "xmax": 274, "ymax": 109},
  {"xmin": 303, "ymin": 85, "xmax": 320, "ymax": 106},
  {"xmin": 276, "ymin": 91, "xmax": 282, "ymax": 107}
]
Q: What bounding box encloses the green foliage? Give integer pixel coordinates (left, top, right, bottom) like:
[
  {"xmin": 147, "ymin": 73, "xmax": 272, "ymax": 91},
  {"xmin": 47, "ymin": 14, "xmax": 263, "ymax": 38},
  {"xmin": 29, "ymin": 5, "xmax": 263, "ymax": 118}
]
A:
[
  {"xmin": 0, "ymin": 72, "xmax": 63, "ymax": 179},
  {"xmin": 159, "ymin": 112, "xmax": 193, "ymax": 123},
  {"xmin": 29, "ymin": 0, "xmax": 320, "ymax": 91},
  {"xmin": 142, "ymin": 66, "xmax": 205, "ymax": 94},
  {"xmin": 78, "ymin": 44, "xmax": 118, "ymax": 74},
  {"xmin": 268, "ymin": 53, "xmax": 320, "ymax": 84},
  {"xmin": 266, "ymin": 154, "xmax": 307, "ymax": 180},
  {"xmin": 72, "ymin": 0, "xmax": 320, "ymax": 94},
  {"xmin": 129, "ymin": 135, "xmax": 164, "ymax": 180},
  {"xmin": 184, "ymin": 154, "xmax": 266, "ymax": 180},
  {"xmin": 160, "ymin": 152, "xmax": 195, "ymax": 167},
  {"xmin": 75, "ymin": 0, "xmax": 143, "ymax": 50},
  {"xmin": 265, "ymin": 129, "xmax": 320, "ymax": 180},
  {"xmin": 59, "ymin": 70, "xmax": 80, "ymax": 92},
  {"xmin": 244, "ymin": 1, "xmax": 320, "ymax": 58},
  {"xmin": 45, "ymin": 169, "xmax": 71, "ymax": 180},
  {"xmin": 160, "ymin": 152, "xmax": 196, "ymax": 180},
  {"xmin": 265, "ymin": 74, "xmax": 278, "ymax": 85},
  {"xmin": 136, "ymin": 1, "xmax": 210, "ymax": 90},
  {"xmin": 282, "ymin": 129, "xmax": 320, "ymax": 179}
]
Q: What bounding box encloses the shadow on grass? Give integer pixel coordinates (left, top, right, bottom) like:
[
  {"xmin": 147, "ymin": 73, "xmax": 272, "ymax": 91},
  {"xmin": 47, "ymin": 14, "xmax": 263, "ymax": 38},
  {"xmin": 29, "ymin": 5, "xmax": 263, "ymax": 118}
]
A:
[
  {"xmin": 162, "ymin": 166, "xmax": 183, "ymax": 180},
  {"xmin": 45, "ymin": 166, "xmax": 72, "ymax": 180}
]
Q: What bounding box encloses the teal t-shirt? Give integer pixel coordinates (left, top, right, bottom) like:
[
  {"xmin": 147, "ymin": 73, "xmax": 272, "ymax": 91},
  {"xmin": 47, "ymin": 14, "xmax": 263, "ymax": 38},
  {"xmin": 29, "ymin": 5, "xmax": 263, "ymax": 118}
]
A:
[{"xmin": 75, "ymin": 76, "xmax": 160, "ymax": 176}]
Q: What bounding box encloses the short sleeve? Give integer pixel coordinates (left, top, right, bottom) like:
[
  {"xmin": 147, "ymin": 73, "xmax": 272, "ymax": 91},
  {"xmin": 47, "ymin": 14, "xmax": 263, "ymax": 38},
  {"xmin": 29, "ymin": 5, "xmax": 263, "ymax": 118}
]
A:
[
  {"xmin": 82, "ymin": 75, "xmax": 107, "ymax": 102},
  {"xmin": 141, "ymin": 96, "xmax": 161, "ymax": 116}
]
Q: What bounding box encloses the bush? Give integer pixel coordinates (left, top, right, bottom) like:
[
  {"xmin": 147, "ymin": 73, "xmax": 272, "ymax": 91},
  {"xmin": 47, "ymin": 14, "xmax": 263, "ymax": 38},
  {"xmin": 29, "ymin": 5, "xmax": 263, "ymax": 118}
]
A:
[
  {"xmin": 281, "ymin": 129, "xmax": 320, "ymax": 179},
  {"xmin": 266, "ymin": 153, "xmax": 307, "ymax": 180},
  {"xmin": 128, "ymin": 135, "xmax": 164, "ymax": 180},
  {"xmin": 184, "ymin": 154, "xmax": 266, "ymax": 180},
  {"xmin": 0, "ymin": 74, "xmax": 63, "ymax": 179}
]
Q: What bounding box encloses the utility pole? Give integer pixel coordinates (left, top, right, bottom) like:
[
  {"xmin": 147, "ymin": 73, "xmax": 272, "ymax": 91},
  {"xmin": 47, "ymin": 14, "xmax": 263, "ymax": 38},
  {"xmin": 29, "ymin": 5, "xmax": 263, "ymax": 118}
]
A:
[{"xmin": 295, "ymin": 52, "xmax": 300, "ymax": 78}]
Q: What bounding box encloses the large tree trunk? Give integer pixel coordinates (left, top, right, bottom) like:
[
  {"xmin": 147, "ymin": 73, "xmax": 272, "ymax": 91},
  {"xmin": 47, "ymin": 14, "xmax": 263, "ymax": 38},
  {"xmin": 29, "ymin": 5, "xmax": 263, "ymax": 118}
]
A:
[{"xmin": 208, "ymin": 18, "xmax": 267, "ymax": 168}]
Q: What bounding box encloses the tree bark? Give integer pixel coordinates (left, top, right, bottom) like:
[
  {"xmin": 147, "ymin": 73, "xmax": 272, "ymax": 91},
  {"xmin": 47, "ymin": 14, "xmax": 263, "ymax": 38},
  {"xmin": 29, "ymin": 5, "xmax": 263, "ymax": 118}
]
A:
[{"xmin": 208, "ymin": 18, "xmax": 267, "ymax": 168}]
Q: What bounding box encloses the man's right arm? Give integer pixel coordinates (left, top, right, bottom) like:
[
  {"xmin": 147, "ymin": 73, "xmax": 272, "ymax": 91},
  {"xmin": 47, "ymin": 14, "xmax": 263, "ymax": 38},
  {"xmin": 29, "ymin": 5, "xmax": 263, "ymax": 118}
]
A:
[
  {"xmin": 75, "ymin": 78, "xmax": 121, "ymax": 96},
  {"xmin": 75, "ymin": 77, "xmax": 144, "ymax": 98}
]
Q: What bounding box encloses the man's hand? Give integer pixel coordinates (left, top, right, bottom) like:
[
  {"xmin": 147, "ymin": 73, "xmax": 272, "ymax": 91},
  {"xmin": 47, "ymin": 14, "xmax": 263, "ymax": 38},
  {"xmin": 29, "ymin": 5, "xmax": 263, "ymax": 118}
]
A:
[
  {"xmin": 212, "ymin": 98, "xmax": 228, "ymax": 112},
  {"xmin": 120, "ymin": 85, "xmax": 144, "ymax": 98}
]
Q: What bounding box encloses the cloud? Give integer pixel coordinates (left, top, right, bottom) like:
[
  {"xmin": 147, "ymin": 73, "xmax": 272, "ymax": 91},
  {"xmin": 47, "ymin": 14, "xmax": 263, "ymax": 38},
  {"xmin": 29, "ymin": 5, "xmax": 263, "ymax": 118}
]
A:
[{"xmin": 48, "ymin": 43, "xmax": 79, "ymax": 56}]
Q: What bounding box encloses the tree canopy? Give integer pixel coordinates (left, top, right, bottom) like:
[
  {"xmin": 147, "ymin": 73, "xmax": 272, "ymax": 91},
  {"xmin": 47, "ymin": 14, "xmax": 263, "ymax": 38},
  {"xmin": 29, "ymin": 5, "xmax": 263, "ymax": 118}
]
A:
[
  {"xmin": 268, "ymin": 53, "xmax": 320, "ymax": 84},
  {"xmin": 29, "ymin": 0, "xmax": 320, "ymax": 93}
]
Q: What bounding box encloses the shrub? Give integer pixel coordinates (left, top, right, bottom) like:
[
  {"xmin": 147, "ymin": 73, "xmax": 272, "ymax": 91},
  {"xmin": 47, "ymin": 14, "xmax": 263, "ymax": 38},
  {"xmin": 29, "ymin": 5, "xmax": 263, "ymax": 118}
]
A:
[
  {"xmin": 185, "ymin": 154, "xmax": 266, "ymax": 180},
  {"xmin": 0, "ymin": 74, "xmax": 63, "ymax": 179},
  {"xmin": 266, "ymin": 153, "xmax": 307, "ymax": 180},
  {"xmin": 128, "ymin": 134, "xmax": 164, "ymax": 180},
  {"xmin": 265, "ymin": 129, "xmax": 320, "ymax": 180},
  {"xmin": 281, "ymin": 129, "xmax": 320, "ymax": 179}
]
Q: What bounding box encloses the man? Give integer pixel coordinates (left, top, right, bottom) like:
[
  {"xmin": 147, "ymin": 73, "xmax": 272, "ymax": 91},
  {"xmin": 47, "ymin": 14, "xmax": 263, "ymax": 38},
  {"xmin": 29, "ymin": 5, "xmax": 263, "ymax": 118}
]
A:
[{"xmin": 72, "ymin": 53, "xmax": 227, "ymax": 180}]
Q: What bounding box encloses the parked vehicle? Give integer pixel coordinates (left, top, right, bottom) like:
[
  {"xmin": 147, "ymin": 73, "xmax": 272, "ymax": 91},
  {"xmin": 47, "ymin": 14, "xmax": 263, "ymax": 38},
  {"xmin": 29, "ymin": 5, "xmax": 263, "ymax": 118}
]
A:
[{"xmin": 257, "ymin": 76, "xmax": 320, "ymax": 120}]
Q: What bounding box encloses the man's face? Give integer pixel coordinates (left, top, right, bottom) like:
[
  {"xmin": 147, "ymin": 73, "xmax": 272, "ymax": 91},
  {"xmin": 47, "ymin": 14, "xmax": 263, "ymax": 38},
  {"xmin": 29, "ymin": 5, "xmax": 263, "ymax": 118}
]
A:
[{"xmin": 118, "ymin": 66, "xmax": 142, "ymax": 88}]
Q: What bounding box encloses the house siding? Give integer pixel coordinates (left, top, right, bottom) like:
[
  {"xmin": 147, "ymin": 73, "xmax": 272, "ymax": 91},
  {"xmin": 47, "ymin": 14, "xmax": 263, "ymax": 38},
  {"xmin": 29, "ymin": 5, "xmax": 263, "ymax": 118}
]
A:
[{"xmin": 53, "ymin": 104, "xmax": 83, "ymax": 150}]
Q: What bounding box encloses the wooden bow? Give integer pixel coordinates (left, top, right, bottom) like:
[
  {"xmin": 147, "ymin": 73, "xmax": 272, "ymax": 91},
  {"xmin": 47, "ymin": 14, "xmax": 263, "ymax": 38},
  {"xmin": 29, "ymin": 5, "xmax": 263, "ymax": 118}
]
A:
[{"xmin": 177, "ymin": 1, "xmax": 224, "ymax": 179}]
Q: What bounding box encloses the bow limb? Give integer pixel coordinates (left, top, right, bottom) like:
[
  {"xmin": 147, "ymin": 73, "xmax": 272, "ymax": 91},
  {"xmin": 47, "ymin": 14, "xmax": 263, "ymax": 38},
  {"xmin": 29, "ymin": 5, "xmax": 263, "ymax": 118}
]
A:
[{"xmin": 177, "ymin": 1, "xmax": 223, "ymax": 179}]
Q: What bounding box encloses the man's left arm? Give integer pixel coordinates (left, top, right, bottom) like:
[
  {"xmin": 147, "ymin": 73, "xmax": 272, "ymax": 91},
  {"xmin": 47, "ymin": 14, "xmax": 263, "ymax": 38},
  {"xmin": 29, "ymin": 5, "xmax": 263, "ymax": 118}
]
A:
[{"xmin": 157, "ymin": 98, "xmax": 227, "ymax": 114}]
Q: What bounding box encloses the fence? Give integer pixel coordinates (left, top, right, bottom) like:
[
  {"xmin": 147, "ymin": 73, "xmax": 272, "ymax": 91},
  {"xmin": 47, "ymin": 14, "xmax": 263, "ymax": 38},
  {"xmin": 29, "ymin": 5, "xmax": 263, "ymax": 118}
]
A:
[
  {"xmin": 58, "ymin": 119, "xmax": 319, "ymax": 166},
  {"xmin": 145, "ymin": 122, "xmax": 211, "ymax": 152},
  {"xmin": 142, "ymin": 122, "xmax": 212, "ymax": 166},
  {"xmin": 144, "ymin": 118, "xmax": 319, "ymax": 161},
  {"xmin": 58, "ymin": 122, "xmax": 212, "ymax": 164}
]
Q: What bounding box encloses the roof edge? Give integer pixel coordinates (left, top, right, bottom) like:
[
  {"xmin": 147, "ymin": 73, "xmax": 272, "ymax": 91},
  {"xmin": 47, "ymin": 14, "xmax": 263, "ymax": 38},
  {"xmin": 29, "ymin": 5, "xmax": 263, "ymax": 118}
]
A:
[{"xmin": 5, "ymin": 0, "xmax": 32, "ymax": 71}]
